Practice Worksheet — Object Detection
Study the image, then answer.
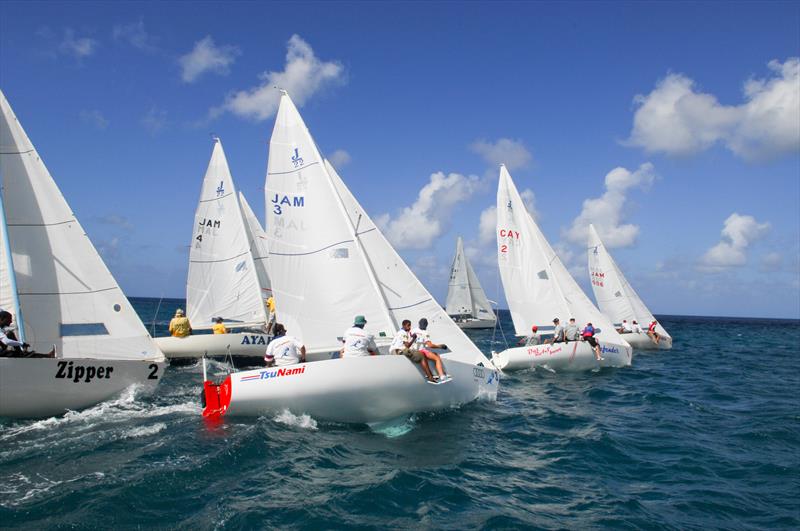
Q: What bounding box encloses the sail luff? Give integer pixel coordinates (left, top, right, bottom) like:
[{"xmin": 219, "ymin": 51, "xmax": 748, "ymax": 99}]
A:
[
  {"xmin": 238, "ymin": 192, "xmax": 272, "ymax": 298},
  {"xmin": 0, "ymin": 190, "xmax": 24, "ymax": 340}
]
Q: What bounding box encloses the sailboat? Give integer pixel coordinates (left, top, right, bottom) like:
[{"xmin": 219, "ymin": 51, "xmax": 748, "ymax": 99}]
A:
[
  {"xmin": 587, "ymin": 224, "xmax": 672, "ymax": 349},
  {"xmin": 446, "ymin": 237, "xmax": 496, "ymax": 329},
  {"xmin": 0, "ymin": 90, "xmax": 166, "ymax": 418},
  {"xmin": 491, "ymin": 165, "xmax": 632, "ymax": 372},
  {"xmin": 154, "ymin": 139, "xmax": 273, "ymax": 359},
  {"xmin": 202, "ymin": 92, "xmax": 499, "ymax": 423}
]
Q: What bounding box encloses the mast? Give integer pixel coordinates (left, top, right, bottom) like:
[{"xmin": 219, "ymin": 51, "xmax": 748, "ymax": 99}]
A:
[{"xmin": 0, "ymin": 190, "xmax": 24, "ymax": 341}]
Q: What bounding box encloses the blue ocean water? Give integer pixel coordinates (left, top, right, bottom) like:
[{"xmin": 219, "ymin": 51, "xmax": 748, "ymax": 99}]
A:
[{"xmin": 1, "ymin": 297, "xmax": 798, "ymax": 529}]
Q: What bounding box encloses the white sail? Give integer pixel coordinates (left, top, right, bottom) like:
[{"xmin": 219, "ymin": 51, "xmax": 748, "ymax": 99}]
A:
[
  {"xmin": 496, "ymin": 165, "xmax": 624, "ymax": 344},
  {"xmin": 0, "ymin": 90, "xmax": 162, "ymax": 361},
  {"xmin": 446, "ymin": 237, "xmax": 494, "ymax": 321},
  {"xmin": 465, "ymin": 247, "xmax": 494, "ymax": 320},
  {"xmin": 239, "ymin": 192, "xmax": 272, "ymax": 300},
  {"xmin": 265, "ymin": 92, "xmax": 490, "ymax": 366},
  {"xmin": 446, "ymin": 237, "xmax": 472, "ymax": 316},
  {"xmin": 587, "ymin": 224, "xmax": 670, "ymax": 338},
  {"xmin": 0, "ymin": 191, "xmax": 21, "ymax": 331},
  {"xmin": 187, "ymin": 139, "xmax": 266, "ymax": 328},
  {"xmin": 324, "ymin": 159, "xmax": 488, "ymax": 365}
]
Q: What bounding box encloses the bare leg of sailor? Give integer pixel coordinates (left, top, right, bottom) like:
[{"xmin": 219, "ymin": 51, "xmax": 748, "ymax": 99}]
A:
[
  {"xmin": 421, "ymin": 349, "xmax": 445, "ymax": 379},
  {"xmin": 418, "ymin": 359, "xmax": 434, "ymax": 381}
]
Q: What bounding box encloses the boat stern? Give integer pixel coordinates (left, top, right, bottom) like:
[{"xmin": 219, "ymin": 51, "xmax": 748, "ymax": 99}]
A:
[{"xmin": 202, "ymin": 375, "xmax": 232, "ymax": 419}]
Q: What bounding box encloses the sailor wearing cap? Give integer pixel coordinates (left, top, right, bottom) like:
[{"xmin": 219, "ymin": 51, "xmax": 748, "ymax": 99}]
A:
[
  {"xmin": 525, "ymin": 325, "xmax": 542, "ymax": 346},
  {"xmin": 340, "ymin": 315, "xmax": 379, "ymax": 357},
  {"xmin": 169, "ymin": 308, "xmax": 192, "ymax": 338}
]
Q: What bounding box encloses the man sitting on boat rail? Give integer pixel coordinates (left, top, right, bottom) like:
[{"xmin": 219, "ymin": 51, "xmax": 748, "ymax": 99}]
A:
[
  {"xmin": 413, "ymin": 318, "xmax": 450, "ymax": 383},
  {"xmin": 265, "ymin": 323, "xmax": 306, "ymax": 366},
  {"xmin": 0, "ymin": 311, "xmax": 55, "ymax": 358},
  {"xmin": 616, "ymin": 320, "xmax": 632, "ymax": 334},
  {"xmin": 564, "ymin": 318, "xmax": 581, "ymax": 342},
  {"xmin": 341, "ymin": 315, "xmax": 379, "ymax": 357},
  {"xmin": 169, "ymin": 309, "xmax": 192, "ymax": 338},
  {"xmin": 391, "ymin": 319, "xmax": 435, "ymax": 382},
  {"xmin": 545, "ymin": 317, "xmax": 565, "ymax": 344},
  {"xmin": 212, "ymin": 317, "xmax": 227, "ymax": 335},
  {"xmin": 518, "ymin": 325, "xmax": 542, "ymax": 346}
]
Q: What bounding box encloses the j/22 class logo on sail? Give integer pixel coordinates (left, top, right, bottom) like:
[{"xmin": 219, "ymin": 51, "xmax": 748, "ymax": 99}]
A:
[{"xmin": 291, "ymin": 148, "xmax": 304, "ymax": 168}]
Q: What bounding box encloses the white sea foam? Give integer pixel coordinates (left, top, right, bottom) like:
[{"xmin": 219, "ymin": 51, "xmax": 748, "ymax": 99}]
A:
[
  {"xmin": 273, "ymin": 409, "xmax": 318, "ymax": 430},
  {"xmin": 368, "ymin": 415, "xmax": 417, "ymax": 438},
  {"xmin": 124, "ymin": 422, "xmax": 166, "ymax": 439}
]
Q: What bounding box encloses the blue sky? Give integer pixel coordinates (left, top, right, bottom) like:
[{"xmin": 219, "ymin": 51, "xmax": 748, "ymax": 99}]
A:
[{"xmin": 2, "ymin": 1, "xmax": 798, "ymax": 318}]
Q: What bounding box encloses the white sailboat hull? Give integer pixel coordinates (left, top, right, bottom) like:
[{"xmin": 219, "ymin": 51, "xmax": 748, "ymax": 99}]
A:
[
  {"xmin": 204, "ymin": 355, "xmax": 499, "ymax": 424},
  {"xmin": 0, "ymin": 358, "xmax": 166, "ymax": 418},
  {"xmin": 492, "ymin": 340, "xmax": 632, "ymax": 372},
  {"xmin": 453, "ymin": 317, "xmax": 497, "ymax": 329},
  {"xmin": 154, "ymin": 333, "xmax": 271, "ymax": 359},
  {"xmin": 621, "ymin": 332, "xmax": 672, "ymax": 350}
]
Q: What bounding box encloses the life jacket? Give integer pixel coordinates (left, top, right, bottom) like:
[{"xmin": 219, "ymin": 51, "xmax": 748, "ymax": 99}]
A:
[
  {"xmin": 582, "ymin": 326, "xmax": 594, "ymax": 337},
  {"xmin": 648, "ymin": 322, "xmax": 657, "ymax": 332}
]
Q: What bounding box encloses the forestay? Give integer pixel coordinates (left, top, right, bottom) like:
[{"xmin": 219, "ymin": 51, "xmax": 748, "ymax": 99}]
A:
[
  {"xmin": 265, "ymin": 92, "xmax": 489, "ymax": 365},
  {"xmin": 187, "ymin": 139, "xmax": 266, "ymax": 328},
  {"xmin": 239, "ymin": 192, "xmax": 272, "ymax": 300},
  {"xmin": 496, "ymin": 165, "xmax": 624, "ymax": 344},
  {"xmin": 588, "ymin": 224, "xmax": 670, "ymax": 338},
  {"xmin": 0, "ymin": 90, "xmax": 162, "ymax": 361}
]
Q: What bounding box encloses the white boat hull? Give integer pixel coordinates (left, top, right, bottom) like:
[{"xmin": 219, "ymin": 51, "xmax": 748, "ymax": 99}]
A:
[
  {"xmin": 0, "ymin": 358, "xmax": 167, "ymax": 418},
  {"xmin": 492, "ymin": 340, "xmax": 632, "ymax": 372},
  {"xmin": 203, "ymin": 355, "xmax": 499, "ymax": 424},
  {"xmin": 453, "ymin": 318, "xmax": 497, "ymax": 330},
  {"xmin": 621, "ymin": 333, "xmax": 672, "ymax": 350},
  {"xmin": 155, "ymin": 333, "xmax": 271, "ymax": 359}
]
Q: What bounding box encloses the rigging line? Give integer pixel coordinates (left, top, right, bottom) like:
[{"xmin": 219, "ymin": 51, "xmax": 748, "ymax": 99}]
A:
[
  {"xmin": 189, "ymin": 250, "xmax": 250, "ymax": 264},
  {"xmin": 267, "ymin": 161, "xmax": 320, "ymax": 176},
  {"xmin": 151, "ymin": 294, "xmax": 164, "ymax": 337},
  {"xmin": 197, "ymin": 192, "xmax": 233, "ymax": 203},
  {"xmin": 269, "ymin": 238, "xmax": 354, "ymax": 257},
  {"xmin": 0, "ymin": 149, "xmax": 35, "ymax": 155}
]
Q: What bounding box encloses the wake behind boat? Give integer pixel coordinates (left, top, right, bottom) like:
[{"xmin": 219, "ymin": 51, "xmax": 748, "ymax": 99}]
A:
[
  {"xmin": 492, "ymin": 165, "xmax": 632, "ymax": 372},
  {"xmin": 202, "ymin": 91, "xmax": 499, "ymax": 423},
  {"xmin": 446, "ymin": 237, "xmax": 497, "ymax": 329},
  {"xmin": 0, "ymin": 90, "xmax": 165, "ymax": 419},
  {"xmin": 588, "ymin": 224, "xmax": 672, "ymax": 350},
  {"xmin": 154, "ymin": 139, "xmax": 273, "ymax": 359}
]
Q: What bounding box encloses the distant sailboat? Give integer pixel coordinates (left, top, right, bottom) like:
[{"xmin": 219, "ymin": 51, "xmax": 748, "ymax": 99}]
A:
[
  {"xmin": 155, "ymin": 139, "xmax": 273, "ymax": 359},
  {"xmin": 202, "ymin": 92, "xmax": 499, "ymax": 423},
  {"xmin": 446, "ymin": 237, "xmax": 496, "ymax": 329},
  {"xmin": 587, "ymin": 224, "xmax": 672, "ymax": 349},
  {"xmin": 0, "ymin": 90, "xmax": 165, "ymax": 418},
  {"xmin": 492, "ymin": 165, "xmax": 632, "ymax": 372}
]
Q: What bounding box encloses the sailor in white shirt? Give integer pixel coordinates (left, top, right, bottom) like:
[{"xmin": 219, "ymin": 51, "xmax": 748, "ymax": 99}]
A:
[
  {"xmin": 0, "ymin": 310, "xmax": 54, "ymax": 358},
  {"xmin": 412, "ymin": 318, "xmax": 451, "ymax": 383},
  {"xmin": 617, "ymin": 320, "xmax": 633, "ymax": 334},
  {"xmin": 341, "ymin": 315, "xmax": 378, "ymax": 357},
  {"xmin": 391, "ymin": 319, "xmax": 434, "ymax": 381},
  {"xmin": 631, "ymin": 320, "xmax": 643, "ymax": 334},
  {"xmin": 265, "ymin": 323, "xmax": 305, "ymax": 366}
]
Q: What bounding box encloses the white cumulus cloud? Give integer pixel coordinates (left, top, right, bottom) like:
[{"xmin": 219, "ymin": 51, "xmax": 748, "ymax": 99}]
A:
[
  {"xmin": 699, "ymin": 213, "xmax": 770, "ymax": 271},
  {"xmin": 564, "ymin": 163, "xmax": 656, "ymax": 248},
  {"xmin": 59, "ymin": 29, "xmax": 97, "ymax": 59},
  {"xmin": 377, "ymin": 171, "xmax": 485, "ymax": 250},
  {"xmin": 113, "ymin": 19, "xmax": 158, "ymax": 52},
  {"xmin": 211, "ymin": 34, "xmax": 344, "ymax": 121},
  {"xmin": 329, "ymin": 149, "xmax": 351, "ymax": 168},
  {"xmin": 627, "ymin": 58, "xmax": 800, "ymax": 160},
  {"xmin": 471, "ymin": 138, "xmax": 532, "ymax": 170},
  {"xmin": 179, "ymin": 36, "xmax": 240, "ymax": 83}
]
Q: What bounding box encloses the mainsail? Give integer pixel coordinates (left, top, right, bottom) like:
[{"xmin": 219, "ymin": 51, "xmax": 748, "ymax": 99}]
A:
[
  {"xmin": 186, "ymin": 139, "xmax": 266, "ymax": 327},
  {"xmin": 0, "ymin": 90, "xmax": 162, "ymax": 360},
  {"xmin": 587, "ymin": 224, "xmax": 670, "ymax": 338},
  {"xmin": 265, "ymin": 92, "xmax": 490, "ymax": 365},
  {"xmin": 446, "ymin": 237, "xmax": 494, "ymax": 320},
  {"xmin": 496, "ymin": 165, "xmax": 623, "ymax": 343},
  {"xmin": 239, "ymin": 192, "xmax": 272, "ymax": 300}
]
